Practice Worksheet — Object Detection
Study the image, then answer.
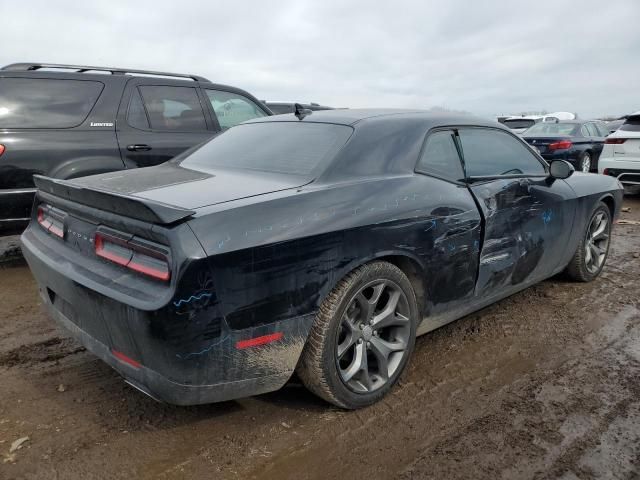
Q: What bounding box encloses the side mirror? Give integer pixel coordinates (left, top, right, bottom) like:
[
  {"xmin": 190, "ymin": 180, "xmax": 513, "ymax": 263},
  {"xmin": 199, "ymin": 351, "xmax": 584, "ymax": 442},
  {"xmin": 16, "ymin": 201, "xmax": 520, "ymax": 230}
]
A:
[{"xmin": 549, "ymin": 160, "xmax": 574, "ymax": 179}]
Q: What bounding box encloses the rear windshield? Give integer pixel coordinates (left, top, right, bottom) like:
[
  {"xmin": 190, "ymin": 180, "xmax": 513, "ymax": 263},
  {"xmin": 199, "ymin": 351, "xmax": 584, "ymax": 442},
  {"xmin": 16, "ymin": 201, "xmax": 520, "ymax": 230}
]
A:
[
  {"xmin": 503, "ymin": 119, "xmax": 536, "ymax": 130},
  {"xmin": 180, "ymin": 122, "xmax": 353, "ymax": 176},
  {"xmin": 523, "ymin": 122, "xmax": 579, "ymax": 136},
  {"xmin": 620, "ymin": 115, "xmax": 640, "ymax": 132},
  {"xmin": 0, "ymin": 77, "xmax": 104, "ymax": 128}
]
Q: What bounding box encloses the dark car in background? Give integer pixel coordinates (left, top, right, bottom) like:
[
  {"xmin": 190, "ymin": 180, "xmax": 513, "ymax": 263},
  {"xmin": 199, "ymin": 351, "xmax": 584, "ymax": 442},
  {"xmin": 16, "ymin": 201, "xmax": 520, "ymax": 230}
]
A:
[
  {"xmin": 265, "ymin": 102, "xmax": 333, "ymax": 115},
  {"xmin": 522, "ymin": 120, "xmax": 609, "ymax": 172},
  {"xmin": 0, "ymin": 62, "xmax": 272, "ymax": 234},
  {"xmin": 22, "ymin": 109, "xmax": 622, "ymax": 409}
]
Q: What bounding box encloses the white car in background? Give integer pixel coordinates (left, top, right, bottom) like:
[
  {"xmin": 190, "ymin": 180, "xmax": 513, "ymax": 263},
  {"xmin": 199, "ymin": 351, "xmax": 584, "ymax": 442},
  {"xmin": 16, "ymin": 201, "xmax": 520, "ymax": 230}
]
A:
[
  {"xmin": 503, "ymin": 112, "xmax": 576, "ymax": 134},
  {"xmin": 599, "ymin": 112, "xmax": 640, "ymax": 186}
]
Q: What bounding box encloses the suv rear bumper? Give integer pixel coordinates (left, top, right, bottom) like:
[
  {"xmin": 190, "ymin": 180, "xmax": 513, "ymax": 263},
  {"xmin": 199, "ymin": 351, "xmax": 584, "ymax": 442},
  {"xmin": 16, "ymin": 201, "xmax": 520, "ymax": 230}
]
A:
[
  {"xmin": 0, "ymin": 188, "xmax": 35, "ymax": 234},
  {"xmin": 599, "ymin": 157, "xmax": 640, "ymax": 185}
]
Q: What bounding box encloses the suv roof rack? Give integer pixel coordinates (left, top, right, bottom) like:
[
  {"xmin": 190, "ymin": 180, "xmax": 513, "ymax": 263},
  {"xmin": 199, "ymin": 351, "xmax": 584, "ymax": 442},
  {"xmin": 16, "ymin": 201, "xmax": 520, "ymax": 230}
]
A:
[{"xmin": 1, "ymin": 62, "xmax": 210, "ymax": 82}]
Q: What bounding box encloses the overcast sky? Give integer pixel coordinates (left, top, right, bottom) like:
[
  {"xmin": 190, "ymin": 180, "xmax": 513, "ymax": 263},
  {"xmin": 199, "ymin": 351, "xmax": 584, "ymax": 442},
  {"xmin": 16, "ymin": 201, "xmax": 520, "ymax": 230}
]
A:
[{"xmin": 2, "ymin": 0, "xmax": 639, "ymax": 119}]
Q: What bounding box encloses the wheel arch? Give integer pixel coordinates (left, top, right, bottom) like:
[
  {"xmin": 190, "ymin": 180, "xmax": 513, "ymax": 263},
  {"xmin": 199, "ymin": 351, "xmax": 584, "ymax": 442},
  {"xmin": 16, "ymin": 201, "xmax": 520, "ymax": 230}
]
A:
[
  {"xmin": 320, "ymin": 250, "xmax": 429, "ymax": 318},
  {"xmin": 598, "ymin": 193, "xmax": 616, "ymax": 219}
]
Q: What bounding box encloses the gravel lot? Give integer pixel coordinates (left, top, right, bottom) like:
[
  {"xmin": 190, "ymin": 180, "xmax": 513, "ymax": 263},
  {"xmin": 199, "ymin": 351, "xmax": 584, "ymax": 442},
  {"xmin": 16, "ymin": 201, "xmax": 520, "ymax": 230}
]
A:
[{"xmin": 1, "ymin": 193, "xmax": 639, "ymax": 480}]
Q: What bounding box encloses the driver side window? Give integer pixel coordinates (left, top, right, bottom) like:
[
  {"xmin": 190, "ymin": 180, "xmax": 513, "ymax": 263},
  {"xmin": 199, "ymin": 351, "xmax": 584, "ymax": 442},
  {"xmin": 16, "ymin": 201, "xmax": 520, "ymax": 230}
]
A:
[{"xmin": 458, "ymin": 128, "xmax": 546, "ymax": 177}]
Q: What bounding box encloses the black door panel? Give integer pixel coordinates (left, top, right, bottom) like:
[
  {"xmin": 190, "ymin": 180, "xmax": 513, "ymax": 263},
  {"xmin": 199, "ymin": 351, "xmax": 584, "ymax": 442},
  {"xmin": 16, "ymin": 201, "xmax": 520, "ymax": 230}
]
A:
[
  {"xmin": 116, "ymin": 80, "xmax": 216, "ymax": 169},
  {"xmin": 469, "ymin": 177, "xmax": 576, "ymax": 296}
]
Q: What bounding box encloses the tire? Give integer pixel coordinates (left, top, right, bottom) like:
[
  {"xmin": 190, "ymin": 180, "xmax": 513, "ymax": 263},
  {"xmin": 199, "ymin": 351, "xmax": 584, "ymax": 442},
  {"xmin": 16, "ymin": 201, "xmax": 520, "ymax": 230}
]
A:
[
  {"xmin": 297, "ymin": 261, "xmax": 418, "ymax": 409},
  {"xmin": 578, "ymin": 152, "xmax": 592, "ymax": 173},
  {"xmin": 565, "ymin": 202, "xmax": 612, "ymax": 282}
]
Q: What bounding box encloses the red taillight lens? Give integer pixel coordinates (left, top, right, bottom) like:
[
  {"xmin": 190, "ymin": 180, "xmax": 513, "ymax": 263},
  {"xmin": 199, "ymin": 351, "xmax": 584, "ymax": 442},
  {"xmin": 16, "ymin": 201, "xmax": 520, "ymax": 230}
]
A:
[
  {"xmin": 602, "ymin": 168, "xmax": 609, "ymax": 175},
  {"xmin": 605, "ymin": 138, "xmax": 627, "ymax": 144},
  {"xmin": 37, "ymin": 205, "xmax": 65, "ymax": 238},
  {"xmin": 95, "ymin": 231, "xmax": 170, "ymax": 281},
  {"xmin": 548, "ymin": 140, "xmax": 573, "ymax": 151},
  {"xmin": 0, "ymin": 144, "xmax": 5, "ymax": 156}
]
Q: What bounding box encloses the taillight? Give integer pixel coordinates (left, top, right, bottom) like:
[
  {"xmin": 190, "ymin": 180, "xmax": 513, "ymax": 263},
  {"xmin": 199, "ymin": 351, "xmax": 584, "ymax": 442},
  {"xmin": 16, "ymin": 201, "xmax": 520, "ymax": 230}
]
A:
[
  {"xmin": 37, "ymin": 204, "xmax": 65, "ymax": 238},
  {"xmin": 548, "ymin": 140, "xmax": 573, "ymax": 151},
  {"xmin": 95, "ymin": 230, "xmax": 171, "ymax": 281},
  {"xmin": 0, "ymin": 144, "xmax": 5, "ymax": 156},
  {"xmin": 605, "ymin": 138, "xmax": 627, "ymax": 144}
]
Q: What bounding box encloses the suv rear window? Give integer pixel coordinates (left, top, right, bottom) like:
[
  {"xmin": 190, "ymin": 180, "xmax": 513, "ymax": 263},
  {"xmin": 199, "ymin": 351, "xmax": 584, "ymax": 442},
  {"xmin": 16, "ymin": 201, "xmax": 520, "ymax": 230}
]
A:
[
  {"xmin": 181, "ymin": 122, "xmax": 353, "ymax": 176},
  {"xmin": 620, "ymin": 115, "xmax": 640, "ymax": 132},
  {"xmin": 0, "ymin": 77, "xmax": 104, "ymax": 128},
  {"xmin": 503, "ymin": 119, "xmax": 536, "ymax": 130}
]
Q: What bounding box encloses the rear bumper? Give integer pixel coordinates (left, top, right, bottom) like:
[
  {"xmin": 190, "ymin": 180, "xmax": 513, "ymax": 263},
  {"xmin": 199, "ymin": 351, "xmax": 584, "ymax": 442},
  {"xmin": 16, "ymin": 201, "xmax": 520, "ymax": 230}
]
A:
[
  {"xmin": 22, "ymin": 226, "xmax": 315, "ymax": 405},
  {"xmin": 45, "ymin": 297, "xmax": 296, "ymax": 405},
  {"xmin": 0, "ymin": 188, "xmax": 35, "ymax": 234},
  {"xmin": 598, "ymin": 157, "xmax": 640, "ymax": 185}
]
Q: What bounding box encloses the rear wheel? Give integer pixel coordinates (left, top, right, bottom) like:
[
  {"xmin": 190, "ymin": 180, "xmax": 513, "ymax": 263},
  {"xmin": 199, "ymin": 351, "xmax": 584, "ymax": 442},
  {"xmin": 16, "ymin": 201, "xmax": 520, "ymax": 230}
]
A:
[
  {"xmin": 565, "ymin": 202, "xmax": 612, "ymax": 282},
  {"xmin": 579, "ymin": 152, "xmax": 592, "ymax": 173},
  {"xmin": 297, "ymin": 261, "xmax": 418, "ymax": 409}
]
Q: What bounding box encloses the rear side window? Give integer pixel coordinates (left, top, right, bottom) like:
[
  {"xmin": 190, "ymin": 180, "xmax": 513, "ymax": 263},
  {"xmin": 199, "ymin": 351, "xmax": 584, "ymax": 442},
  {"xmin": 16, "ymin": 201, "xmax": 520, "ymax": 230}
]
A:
[
  {"xmin": 620, "ymin": 115, "xmax": 640, "ymax": 132},
  {"xmin": 0, "ymin": 77, "xmax": 103, "ymax": 128},
  {"xmin": 594, "ymin": 122, "xmax": 609, "ymax": 137},
  {"xmin": 181, "ymin": 122, "xmax": 352, "ymax": 176},
  {"xmin": 458, "ymin": 128, "xmax": 546, "ymax": 177},
  {"xmin": 584, "ymin": 123, "xmax": 598, "ymax": 136},
  {"xmin": 416, "ymin": 130, "xmax": 464, "ymax": 181},
  {"xmin": 205, "ymin": 90, "xmax": 267, "ymax": 130},
  {"xmin": 137, "ymin": 86, "xmax": 207, "ymax": 131}
]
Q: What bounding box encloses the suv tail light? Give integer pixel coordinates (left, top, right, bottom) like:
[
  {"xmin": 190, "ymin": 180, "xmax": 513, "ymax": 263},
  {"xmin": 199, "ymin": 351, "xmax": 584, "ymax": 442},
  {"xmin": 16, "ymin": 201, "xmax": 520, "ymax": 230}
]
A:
[
  {"xmin": 0, "ymin": 144, "xmax": 5, "ymax": 157},
  {"xmin": 95, "ymin": 230, "xmax": 171, "ymax": 281},
  {"xmin": 548, "ymin": 140, "xmax": 573, "ymax": 151},
  {"xmin": 605, "ymin": 138, "xmax": 627, "ymax": 144},
  {"xmin": 37, "ymin": 204, "xmax": 65, "ymax": 238}
]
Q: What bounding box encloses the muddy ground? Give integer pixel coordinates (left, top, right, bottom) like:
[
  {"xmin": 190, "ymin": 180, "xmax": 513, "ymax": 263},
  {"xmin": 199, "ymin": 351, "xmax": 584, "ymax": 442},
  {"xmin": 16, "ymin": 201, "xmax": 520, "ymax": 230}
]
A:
[{"xmin": 1, "ymin": 193, "xmax": 639, "ymax": 480}]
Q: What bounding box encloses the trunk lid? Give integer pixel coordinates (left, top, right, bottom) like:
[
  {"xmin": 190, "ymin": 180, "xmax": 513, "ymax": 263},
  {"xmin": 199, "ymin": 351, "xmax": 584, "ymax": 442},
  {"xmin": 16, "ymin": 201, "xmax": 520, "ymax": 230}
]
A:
[{"xmin": 68, "ymin": 163, "xmax": 308, "ymax": 211}]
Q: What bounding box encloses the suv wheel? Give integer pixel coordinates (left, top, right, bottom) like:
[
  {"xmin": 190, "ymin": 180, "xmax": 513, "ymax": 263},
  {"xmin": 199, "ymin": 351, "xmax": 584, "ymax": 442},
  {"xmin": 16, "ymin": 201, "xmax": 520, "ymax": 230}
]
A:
[{"xmin": 297, "ymin": 261, "xmax": 418, "ymax": 409}]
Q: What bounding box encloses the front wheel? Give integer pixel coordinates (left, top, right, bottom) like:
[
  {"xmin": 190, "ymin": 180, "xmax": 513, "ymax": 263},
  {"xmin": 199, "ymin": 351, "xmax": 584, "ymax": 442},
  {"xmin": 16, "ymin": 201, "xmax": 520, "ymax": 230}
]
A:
[
  {"xmin": 297, "ymin": 261, "xmax": 418, "ymax": 409},
  {"xmin": 565, "ymin": 202, "xmax": 612, "ymax": 282}
]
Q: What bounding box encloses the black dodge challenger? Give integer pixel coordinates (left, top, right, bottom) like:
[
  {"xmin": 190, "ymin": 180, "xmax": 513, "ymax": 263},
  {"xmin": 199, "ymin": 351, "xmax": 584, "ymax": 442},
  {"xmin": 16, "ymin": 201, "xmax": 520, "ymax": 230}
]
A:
[{"xmin": 22, "ymin": 109, "xmax": 623, "ymax": 409}]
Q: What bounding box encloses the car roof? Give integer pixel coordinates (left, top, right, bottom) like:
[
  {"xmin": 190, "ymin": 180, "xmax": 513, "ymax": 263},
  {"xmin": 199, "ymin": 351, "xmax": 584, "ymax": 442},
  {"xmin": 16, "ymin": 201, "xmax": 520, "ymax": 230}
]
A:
[{"xmin": 244, "ymin": 108, "xmax": 498, "ymax": 129}]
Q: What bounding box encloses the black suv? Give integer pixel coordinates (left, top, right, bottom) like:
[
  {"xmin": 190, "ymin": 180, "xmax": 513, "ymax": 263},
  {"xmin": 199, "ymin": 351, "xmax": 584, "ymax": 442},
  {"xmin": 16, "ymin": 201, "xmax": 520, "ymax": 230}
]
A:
[{"xmin": 0, "ymin": 62, "xmax": 272, "ymax": 234}]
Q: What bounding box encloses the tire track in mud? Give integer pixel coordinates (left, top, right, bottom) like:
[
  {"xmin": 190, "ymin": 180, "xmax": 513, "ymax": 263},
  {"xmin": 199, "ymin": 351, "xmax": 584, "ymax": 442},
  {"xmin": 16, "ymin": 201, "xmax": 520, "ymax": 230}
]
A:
[{"xmin": 0, "ymin": 336, "xmax": 85, "ymax": 368}]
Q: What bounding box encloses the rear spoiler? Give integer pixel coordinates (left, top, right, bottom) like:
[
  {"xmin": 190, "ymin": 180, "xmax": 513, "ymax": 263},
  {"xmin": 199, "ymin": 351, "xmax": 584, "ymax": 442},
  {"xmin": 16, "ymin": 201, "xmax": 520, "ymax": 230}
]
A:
[{"xmin": 33, "ymin": 175, "xmax": 196, "ymax": 225}]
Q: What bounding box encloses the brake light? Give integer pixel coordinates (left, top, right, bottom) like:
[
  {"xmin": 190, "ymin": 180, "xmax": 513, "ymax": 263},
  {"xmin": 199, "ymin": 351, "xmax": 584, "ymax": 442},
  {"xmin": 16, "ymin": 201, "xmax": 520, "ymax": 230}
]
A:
[
  {"xmin": 0, "ymin": 144, "xmax": 5, "ymax": 156},
  {"xmin": 548, "ymin": 140, "xmax": 572, "ymax": 151},
  {"xmin": 605, "ymin": 138, "xmax": 627, "ymax": 144},
  {"xmin": 95, "ymin": 231, "xmax": 171, "ymax": 281},
  {"xmin": 37, "ymin": 205, "xmax": 65, "ymax": 238},
  {"xmin": 602, "ymin": 168, "xmax": 609, "ymax": 175}
]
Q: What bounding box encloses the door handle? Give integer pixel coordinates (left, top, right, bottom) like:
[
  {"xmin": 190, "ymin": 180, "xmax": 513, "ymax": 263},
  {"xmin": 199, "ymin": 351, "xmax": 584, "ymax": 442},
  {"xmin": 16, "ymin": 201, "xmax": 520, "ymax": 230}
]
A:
[{"xmin": 127, "ymin": 144, "xmax": 152, "ymax": 152}]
